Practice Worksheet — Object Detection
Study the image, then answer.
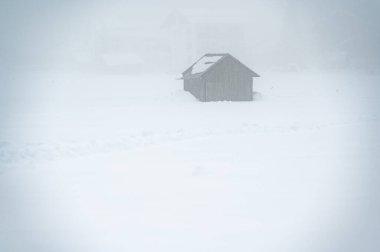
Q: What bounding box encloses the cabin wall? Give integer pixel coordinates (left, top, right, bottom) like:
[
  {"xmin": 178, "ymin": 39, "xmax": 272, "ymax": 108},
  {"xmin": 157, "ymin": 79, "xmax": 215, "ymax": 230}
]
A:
[
  {"xmin": 204, "ymin": 57, "xmax": 253, "ymax": 101},
  {"xmin": 184, "ymin": 78, "xmax": 205, "ymax": 101}
]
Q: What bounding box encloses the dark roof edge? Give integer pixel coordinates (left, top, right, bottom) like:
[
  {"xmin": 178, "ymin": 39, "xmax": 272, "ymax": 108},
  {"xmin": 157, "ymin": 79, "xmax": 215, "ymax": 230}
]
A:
[
  {"xmin": 196, "ymin": 53, "xmax": 229, "ymax": 78},
  {"xmin": 182, "ymin": 53, "xmax": 260, "ymax": 78},
  {"xmin": 182, "ymin": 53, "xmax": 229, "ymax": 76},
  {"xmin": 228, "ymin": 55, "xmax": 260, "ymax": 77},
  {"xmin": 181, "ymin": 54, "xmax": 205, "ymax": 75}
]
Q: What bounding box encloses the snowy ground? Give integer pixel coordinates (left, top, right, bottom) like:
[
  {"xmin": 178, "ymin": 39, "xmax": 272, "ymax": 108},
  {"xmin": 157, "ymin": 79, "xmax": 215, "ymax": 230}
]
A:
[{"xmin": 1, "ymin": 71, "xmax": 379, "ymax": 252}]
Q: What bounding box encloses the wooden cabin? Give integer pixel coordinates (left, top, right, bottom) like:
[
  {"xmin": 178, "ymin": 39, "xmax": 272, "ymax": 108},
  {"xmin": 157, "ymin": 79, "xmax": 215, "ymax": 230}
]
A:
[{"xmin": 182, "ymin": 53, "xmax": 259, "ymax": 102}]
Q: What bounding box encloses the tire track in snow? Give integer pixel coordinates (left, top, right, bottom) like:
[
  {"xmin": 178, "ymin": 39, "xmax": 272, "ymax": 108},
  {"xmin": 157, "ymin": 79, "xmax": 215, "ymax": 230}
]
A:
[{"xmin": 0, "ymin": 119, "xmax": 376, "ymax": 165}]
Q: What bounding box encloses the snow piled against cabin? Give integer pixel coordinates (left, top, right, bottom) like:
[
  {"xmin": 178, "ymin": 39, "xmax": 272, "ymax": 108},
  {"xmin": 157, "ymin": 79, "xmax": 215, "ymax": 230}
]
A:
[{"xmin": 0, "ymin": 71, "xmax": 380, "ymax": 252}]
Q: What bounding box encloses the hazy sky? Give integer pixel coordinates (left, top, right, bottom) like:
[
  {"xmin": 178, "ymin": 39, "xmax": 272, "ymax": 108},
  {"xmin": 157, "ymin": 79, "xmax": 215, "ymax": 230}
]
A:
[
  {"xmin": 1, "ymin": 0, "xmax": 379, "ymax": 72},
  {"xmin": 0, "ymin": 3, "xmax": 379, "ymax": 251}
]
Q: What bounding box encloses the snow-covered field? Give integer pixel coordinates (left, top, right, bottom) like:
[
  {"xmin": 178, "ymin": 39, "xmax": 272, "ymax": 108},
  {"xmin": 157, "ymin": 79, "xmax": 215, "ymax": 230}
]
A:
[{"xmin": 1, "ymin": 71, "xmax": 379, "ymax": 252}]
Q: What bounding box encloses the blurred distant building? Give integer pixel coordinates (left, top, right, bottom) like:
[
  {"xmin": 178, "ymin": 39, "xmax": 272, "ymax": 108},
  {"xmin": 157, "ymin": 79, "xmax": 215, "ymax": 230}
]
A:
[
  {"xmin": 70, "ymin": 7, "xmax": 255, "ymax": 74},
  {"xmin": 161, "ymin": 9, "xmax": 253, "ymax": 73}
]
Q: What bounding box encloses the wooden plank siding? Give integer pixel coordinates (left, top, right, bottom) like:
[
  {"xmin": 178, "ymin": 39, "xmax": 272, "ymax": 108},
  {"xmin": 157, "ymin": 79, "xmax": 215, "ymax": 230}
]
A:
[
  {"xmin": 184, "ymin": 77, "xmax": 206, "ymax": 101},
  {"xmin": 182, "ymin": 54, "xmax": 258, "ymax": 102},
  {"xmin": 203, "ymin": 56, "xmax": 253, "ymax": 101}
]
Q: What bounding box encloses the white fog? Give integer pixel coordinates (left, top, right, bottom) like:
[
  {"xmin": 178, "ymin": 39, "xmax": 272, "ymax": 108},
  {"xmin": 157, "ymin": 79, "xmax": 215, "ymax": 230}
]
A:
[{"xmin": 0, "ymin": 1, "xmax": 379, "ymax": 251}]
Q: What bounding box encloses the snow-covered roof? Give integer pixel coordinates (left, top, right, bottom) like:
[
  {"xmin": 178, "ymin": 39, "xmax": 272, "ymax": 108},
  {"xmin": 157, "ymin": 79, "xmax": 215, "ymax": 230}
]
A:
[
  {"xmin": 191, "ymin": 55, "xmax": 223, "ymax": 74},
  {"xmin": 183, "ymin": 53, "xmax": 260, "ymax": 79}
]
